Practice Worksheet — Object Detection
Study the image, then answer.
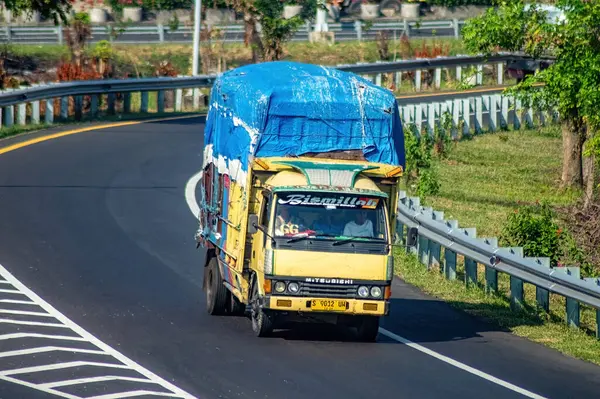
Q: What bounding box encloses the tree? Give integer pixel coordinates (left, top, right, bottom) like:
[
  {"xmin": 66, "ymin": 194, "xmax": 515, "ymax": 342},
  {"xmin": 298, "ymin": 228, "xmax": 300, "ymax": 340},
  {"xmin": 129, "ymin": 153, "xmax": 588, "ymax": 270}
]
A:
[
  {"xmin": 2, "ymin": 0, "xmax": 73, "ymax": 24},
  {"xmin": 225, "ymin": 0, "xmax": 321, "ymax": 62},
  {"xmin": 461, "ymin": 0, "xmax": 600, "ymax": 205}
]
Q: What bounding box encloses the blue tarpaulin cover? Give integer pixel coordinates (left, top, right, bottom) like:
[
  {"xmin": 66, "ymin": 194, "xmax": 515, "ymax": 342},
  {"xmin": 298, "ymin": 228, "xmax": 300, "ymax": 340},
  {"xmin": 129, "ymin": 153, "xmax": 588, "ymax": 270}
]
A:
[{"xmin": 203, "ymin": 61, "xmax": 405, "ymax": 185}]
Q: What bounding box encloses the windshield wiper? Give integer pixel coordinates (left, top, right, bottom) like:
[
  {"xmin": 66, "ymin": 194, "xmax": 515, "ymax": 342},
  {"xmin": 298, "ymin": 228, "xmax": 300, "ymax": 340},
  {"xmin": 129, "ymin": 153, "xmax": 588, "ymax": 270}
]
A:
[
  {"xmin": 286, "ymin": 234, "xmax": 315, "ymax": 243},
  {"xmin": 332, "ymin": 237, "xmax": 363, "ymax": 246}
]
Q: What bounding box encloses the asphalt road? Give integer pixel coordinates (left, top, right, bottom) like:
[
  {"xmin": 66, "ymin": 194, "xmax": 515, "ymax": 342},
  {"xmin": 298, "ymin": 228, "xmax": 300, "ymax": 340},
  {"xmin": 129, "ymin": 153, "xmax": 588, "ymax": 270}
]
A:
[{"xmin": 0, "ymin": 116, "xmax": 599, "ymax": 399}]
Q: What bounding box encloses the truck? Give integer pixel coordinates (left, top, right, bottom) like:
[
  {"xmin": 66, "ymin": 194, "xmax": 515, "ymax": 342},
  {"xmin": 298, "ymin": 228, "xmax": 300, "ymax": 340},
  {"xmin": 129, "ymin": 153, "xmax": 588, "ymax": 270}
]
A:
[{"xmin": 195, "ymin": 61, "xmax": 405, "ymax": 341}]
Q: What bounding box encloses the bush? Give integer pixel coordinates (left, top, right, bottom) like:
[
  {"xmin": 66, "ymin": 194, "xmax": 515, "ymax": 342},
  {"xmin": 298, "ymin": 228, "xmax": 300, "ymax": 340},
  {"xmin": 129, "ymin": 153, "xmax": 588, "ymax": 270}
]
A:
[
  {"xmin": 500, "ymin": 202, "xmax": 562, "ymax": 265},
  {"xmin": 426, "ymin": 0, "xmax": 495, "ymax": 6}
]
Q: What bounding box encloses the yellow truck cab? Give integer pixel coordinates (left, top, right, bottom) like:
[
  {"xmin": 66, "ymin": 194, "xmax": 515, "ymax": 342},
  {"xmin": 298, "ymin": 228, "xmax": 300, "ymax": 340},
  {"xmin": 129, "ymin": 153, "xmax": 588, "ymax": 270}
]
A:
[{"xmin": 196, "ymin": 61, "xmax": 405, "ymax": 341}]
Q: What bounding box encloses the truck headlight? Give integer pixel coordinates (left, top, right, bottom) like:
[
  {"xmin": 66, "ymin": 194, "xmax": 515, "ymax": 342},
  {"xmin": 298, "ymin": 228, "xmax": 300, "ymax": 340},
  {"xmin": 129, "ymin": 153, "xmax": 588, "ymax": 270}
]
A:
[
  {"xmin": 274, "ymin": 281, "xmax": 286, "ymax": 293},
  {"xmin": 370, "ymin": 286, "xmax": 382, "ymax": 298},
  {"xmin": 358, "ymin": 286, "xmax": 369, "ymax": 298},
  {"xmin": 386, "ymin": 255, "xmax": 394, "ymax": 281},
  {"xmin": 288, "ymin": 282, "xmax": 300, "ymax": 294}
]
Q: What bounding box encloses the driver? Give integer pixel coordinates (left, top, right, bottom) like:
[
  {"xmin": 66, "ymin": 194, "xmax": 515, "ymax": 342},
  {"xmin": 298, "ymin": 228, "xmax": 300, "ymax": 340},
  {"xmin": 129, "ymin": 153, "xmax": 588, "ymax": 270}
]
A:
[
  {"xmin": 275, "ymin": 207, "xmax": 300, "ymax": 236},
  {"xmin": 343, "ymin": 210, "xmax": 374, "ymax": 238}
]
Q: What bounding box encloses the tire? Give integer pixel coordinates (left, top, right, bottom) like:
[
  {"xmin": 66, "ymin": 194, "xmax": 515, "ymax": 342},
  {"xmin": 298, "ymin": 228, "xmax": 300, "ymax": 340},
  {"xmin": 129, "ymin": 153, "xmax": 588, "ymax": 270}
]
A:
[
  {"xmin": 250, "ymin": 280, "xmax": 274, "ymax": 337},
  {"xmin": 205, "ymin": 257, "xmax": 228, "ymax": 316},
  {"xmin": 228, "ymin": 291, "xmax": 247, "ymax": 316},
  {"xmin": 356, "ymin": 316, "xmax": 380, "ymax": 342}
]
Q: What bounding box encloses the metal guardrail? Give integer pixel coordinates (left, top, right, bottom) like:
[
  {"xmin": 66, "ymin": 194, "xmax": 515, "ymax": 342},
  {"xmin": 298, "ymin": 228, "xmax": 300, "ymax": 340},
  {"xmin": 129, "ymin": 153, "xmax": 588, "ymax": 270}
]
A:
[
  {"xmin": 396, "ymin": 194, "xmax": 600, "ymax": 336},
  {"xmin": 0, "ymin": 19, "xmax": 466, "ymax": 45}
]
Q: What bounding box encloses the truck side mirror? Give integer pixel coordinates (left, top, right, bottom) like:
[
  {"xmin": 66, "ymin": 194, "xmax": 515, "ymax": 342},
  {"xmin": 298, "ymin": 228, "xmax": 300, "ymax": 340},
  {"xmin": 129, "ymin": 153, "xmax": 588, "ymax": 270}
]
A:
[
  {"xmin": 247, "ymin": 214, "xmax": 259, "ymax": 234},
  {"xmin": 406, "ymin": 227, "xmax": 418, "ymax": 247}
]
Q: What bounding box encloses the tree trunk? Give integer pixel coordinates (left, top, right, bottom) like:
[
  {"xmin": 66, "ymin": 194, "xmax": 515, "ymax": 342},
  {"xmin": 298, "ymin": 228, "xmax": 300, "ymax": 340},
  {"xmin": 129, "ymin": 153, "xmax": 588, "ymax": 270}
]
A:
[
  {"xmin": 243, "ymin": 14, "xmax": 263, "ymax": 63},
  {"xmin": 583, "ymin": 153, "xmax": 596, "ymax": 209},
  {"xmin": 560, "ymin": 118, "xmax": 585, "ymax": 189}
]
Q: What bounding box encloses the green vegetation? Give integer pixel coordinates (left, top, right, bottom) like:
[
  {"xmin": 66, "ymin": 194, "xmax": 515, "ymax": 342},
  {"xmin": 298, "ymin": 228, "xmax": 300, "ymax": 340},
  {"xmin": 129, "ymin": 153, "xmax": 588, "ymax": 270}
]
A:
[{"xmin": 396, "ymin": 126, "xmax": 600, "ymax": 365}]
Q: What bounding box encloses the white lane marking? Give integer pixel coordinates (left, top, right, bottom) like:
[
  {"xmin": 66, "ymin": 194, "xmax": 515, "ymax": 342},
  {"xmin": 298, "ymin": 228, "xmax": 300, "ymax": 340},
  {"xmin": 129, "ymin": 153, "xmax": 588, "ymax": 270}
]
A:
[
  {"xmin": 0, "ymin": 264, "xmax": 199, "ymax": 399},
  {"xmin": 184, "ymin": 170, "xmax": 548, "ymax": 399},
  {"xmin": 1, "ymin": 361, "xmax": 132, "ymax": 376},
  {"xmin": 379, "ymin": 329, "xmax": 547, "ymax": 399},
  {"xmin": 184, "ymin": 170, "xmax": 203, "ymax": 219},
  {"xmin": 0, "ymin": 299, "xmax": 35, "ymax": 304},
  {"xmin": 41, "ymin": 376, "xmax": 155, "ymax": 389},
  {"xmin": 0, "ymin": 309, "xmax": 53, "ymax": 317},
  {"xmin": 0, "ymin": 288, "xmax": 25, "ymax": 294},
  {"xmin": 0, "ymin": 375, "xmax": 80, "ymax": 399},
  {"xmin": 0, "ymin": 333, "xmax": 87, "ymax": 342},
  {"xmin": 0, "ymin": 318, "xmax": 69, "ymax": 328},
  {"xmin": 0, "ymin": 346, "xmax": 108, "ymax": 358},
  {"xmin": 89, "ymin": 391, "xmax": 186, "ymax": 399}
]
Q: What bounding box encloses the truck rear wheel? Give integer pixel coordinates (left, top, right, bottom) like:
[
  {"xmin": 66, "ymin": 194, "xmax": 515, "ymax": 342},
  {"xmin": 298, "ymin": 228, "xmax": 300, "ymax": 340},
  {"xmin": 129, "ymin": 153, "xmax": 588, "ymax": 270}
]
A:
[
  {"xmin": 206, "ymin": 257, "xmax": 228, "ymax": 315},
  {"xmin": 356, "ymin": 316, "xmax": 380, "ymax": 342},
  {"xmin": 250, "ymin": 281, "xmax": 274, "ymax": 337}
]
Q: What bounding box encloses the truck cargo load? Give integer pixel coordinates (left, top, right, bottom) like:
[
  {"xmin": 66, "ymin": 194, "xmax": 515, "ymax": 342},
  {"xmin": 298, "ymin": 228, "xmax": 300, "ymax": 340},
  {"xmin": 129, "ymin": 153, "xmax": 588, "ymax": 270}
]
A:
[{"xmin": 197, "ymin": 61, "xmax": 405, "ymax": 341}]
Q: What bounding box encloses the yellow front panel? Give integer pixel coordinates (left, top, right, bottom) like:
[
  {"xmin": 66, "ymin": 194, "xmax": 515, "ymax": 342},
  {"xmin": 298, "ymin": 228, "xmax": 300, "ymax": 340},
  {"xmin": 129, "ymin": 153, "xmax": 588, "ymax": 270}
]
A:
[
  {"xmin": 274, "ymin": 249, "xmax": 387, "ymax": 280},
  {"xmin": 268, "ymin": 296, "xmax": 387, "ymax": 316}
]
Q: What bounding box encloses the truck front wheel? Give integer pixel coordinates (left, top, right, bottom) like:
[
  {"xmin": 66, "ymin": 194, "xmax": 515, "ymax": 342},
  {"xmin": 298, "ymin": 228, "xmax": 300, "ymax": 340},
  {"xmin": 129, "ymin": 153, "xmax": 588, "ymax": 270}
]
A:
[
  {"xmin": 206, "ymin": 257, "xmax": 228, "ymax": 315},
  {"xmin": 356, "ymin": 316, "xmax": 380, "ymax": 342},
  {"xmin": 250, "ymin": 281, "xmax": 274, "ymax": 337}
]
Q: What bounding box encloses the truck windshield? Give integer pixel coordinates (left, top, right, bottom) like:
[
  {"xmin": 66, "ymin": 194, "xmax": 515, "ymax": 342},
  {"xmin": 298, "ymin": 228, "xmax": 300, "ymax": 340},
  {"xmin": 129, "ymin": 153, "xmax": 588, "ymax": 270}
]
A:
[{"xmin": 273, "ymin": 192, "xmax": 388, "ymax": 241}]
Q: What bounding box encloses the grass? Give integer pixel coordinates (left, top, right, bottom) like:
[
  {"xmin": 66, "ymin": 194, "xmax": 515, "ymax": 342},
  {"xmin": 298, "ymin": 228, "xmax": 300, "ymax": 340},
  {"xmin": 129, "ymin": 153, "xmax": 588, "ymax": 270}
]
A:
[{"xmin": 396, "ymin": 126, "xmax": 600, "ymax": 366}]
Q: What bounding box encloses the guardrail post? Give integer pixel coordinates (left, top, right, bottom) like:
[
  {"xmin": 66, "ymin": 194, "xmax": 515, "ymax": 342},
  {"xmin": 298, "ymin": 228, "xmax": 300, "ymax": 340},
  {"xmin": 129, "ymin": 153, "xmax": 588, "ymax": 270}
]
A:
[
  {"xmin": 17, "ymin": 103, "xmax": 26, "ymax": 126},
  {"xmin": 124, "ymin": 92, "xmax": 131, "ymax": 114},
  {"xmin": 415, "ymin": 70, "xmax": 422, "ymax": 92},
  {"xmin": 74, "ymin": 95, "xmax": 83, "ymax": 121},
  {"xmin": 434, "ymin": 68, "xmax": 441, "ymax": 89},
  {"xmin": 354, "ymin": 20, "xmax": 362, "ymax": 41},
  {"xmin": 475, "ymin": 97, "xmax": 483, "ymax": 133},
  {"xmin": 395, "ymin": 72, "xmax": 402, "ymax": 89},
  {"xmin": 403, "ymin": 19, "xmax": 410, "ymax": 37},
  {"xmin": 489, "ymin": 95, "xmax": 498, "ymax": 132},
  {"xmin": 452, "ymin": 99, "xmax": 460, "ymax": 139},
  {"xmin": 476, "ymin": 65, "xmax": 483, "ymax": 86},
  {"xmin": 107, "ymin": 94, "xmax": 116, "ymax": 115},
  {"xmin": 157, "ymin": 90, "xmax": 165, "ymax": 113},
  {"xmin": 462, "ymin": 99, "xmax": 470, "ymax": 135},
  {"xmin": 556, "ymin": 266, "xmax": 581, "ymax": 328},
  {"xmin": 141, "ymin": 91, "xmax": 149, "ymax": 113},
  {"xmin": 501, "ymin": 96, "xmax": 509, "ymax": 129},
  {"xmin": 452, "ymin": 19, "xmax": 460, "ymax": 38},
  {"xmin": 60, "ymin": 97, "xmax": 69, "ymax": 121},
  {"xmin": 526, "ymin": 257, "xmax": 551, "ymax": 312},
  {"xmin": 507, "ymin": 247, "xmax": 525, "ymax": 311},
  {"xmin": 427, "ymin": 104, "xmax": 435, "ymax": 136},
  {"xmin": 525, "ymin": 105, "xmax": 533, "ymax": 128},
  {"xmin": 444, "ymin": 220, "xmax": 458, "ymax": 280},
  {"xmin": 428, "ymin": 211, "xmax": 444, "ymax": 271},
  {"xmin": 45, "ymin": 99, "xmax": 54, "ymax": 124},
  {"xmin": 461, "ymin": 228, "xmax": 477, "ymax": 287},
  {"xmin": 3, "ymin": 103, "xmax": 14, "ymax": 128},
  {"xmin": 90, "ymin": 95, "xmax": 99, "ymax": 118},
  {"xmin": 456, "ymin": 66, "xmax": 462, "ymax": 82},
  {"xmin": 157, "ymin": 23, "xmax": 165, "ymax": 42},
  {"xmin": 31, "ymin": 100, "xmax": 40, "ymax": 125},
  {"xmin": 480, "ymin": 237, "xmax": 498, "ymax": 293},
  {"xmin": 415, "ymin": 104, "xmax": 423, "ymax": 132},
  {"xmin": 407, "ymin": 197, "xmax": 420, "ymax": 255},
  {"xmin": 175, "ymin": 89, "xmax": 183, "ymax": 112},
  {"xmin": 514, "ymin": 98, "xmax": 522, "ymax": 130},
  {"xmin": 57, "ymin": 25, "xmax": 63, "ymax": 45},
  {"xmin": 375, "ymin": 73, "xmax": 382, "ymax": 87},
  {"xmin": 497, "ymin": 62, "xmax": 504, "ymax": 85}
]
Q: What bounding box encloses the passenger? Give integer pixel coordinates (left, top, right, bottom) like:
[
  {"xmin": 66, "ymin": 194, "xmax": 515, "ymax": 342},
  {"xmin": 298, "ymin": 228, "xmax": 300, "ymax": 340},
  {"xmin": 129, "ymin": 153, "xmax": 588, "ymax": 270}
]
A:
[
  {"xmin": 343, "ymin": 210, "xmax": 374, "ymax": 238},
  {"xmin": 275, "ymin": 207, "xmax": 298, "ymax": 236}
]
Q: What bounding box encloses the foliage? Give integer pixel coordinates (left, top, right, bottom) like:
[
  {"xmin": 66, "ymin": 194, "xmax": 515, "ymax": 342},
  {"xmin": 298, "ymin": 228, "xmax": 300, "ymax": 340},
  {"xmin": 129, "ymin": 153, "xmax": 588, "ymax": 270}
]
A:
[
  {"xmin": 425, "ymin": 0, "xmax": 494, "ymax": 6},
  {"xmin": 146, "ymin": 0, "xmax": 193, "ymax": 10},
  {"xmin": 225, "ymin": 0, "xmax": 322, "ymax": 61},
  {"xmin": 403, "ymin": 124, "xmax": 441, "ymax": 199},
  {"xmin": 64, "ymin": 12, "xmax": 92, "ymax": 67},
  {"xmin": 2, "ymin": 0, "xmax": 72, "ymax": 24},
  {"xmin": 500, "ymin": 201, "xmax": 562, "ymax": 265},
  {"xmin": 461, "ymin": 0, "xmax": 600, "ymax": 192}
]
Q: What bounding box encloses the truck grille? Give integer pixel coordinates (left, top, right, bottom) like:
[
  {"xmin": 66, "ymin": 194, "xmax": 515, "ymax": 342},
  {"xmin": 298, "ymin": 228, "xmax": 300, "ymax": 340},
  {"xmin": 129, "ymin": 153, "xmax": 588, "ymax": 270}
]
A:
[{"xmin": 299, "ymin": 282, "xmax": 358, "ymax": 299}]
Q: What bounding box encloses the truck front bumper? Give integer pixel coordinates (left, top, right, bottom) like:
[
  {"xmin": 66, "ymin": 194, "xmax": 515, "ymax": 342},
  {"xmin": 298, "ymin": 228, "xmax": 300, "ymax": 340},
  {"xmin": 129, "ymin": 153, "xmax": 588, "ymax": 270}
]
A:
[{"xmin": 264, "ymin": 296, "xmax": 389, "ymax": 316}]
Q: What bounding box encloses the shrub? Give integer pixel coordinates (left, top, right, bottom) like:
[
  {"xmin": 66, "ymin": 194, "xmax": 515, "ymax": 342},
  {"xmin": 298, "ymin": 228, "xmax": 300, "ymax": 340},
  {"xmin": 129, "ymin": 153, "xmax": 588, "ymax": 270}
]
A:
[{"xmin": 500, "ymin": 202, "xmax": 562, "ymax": 265}]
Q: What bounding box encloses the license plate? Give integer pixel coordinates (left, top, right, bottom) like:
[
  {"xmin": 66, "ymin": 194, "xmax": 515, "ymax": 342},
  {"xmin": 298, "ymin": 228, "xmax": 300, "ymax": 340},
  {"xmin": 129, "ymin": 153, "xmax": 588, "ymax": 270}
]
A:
[{"xmin": 310, "ymin": 299, "xmax": 347, "ymax": 312}]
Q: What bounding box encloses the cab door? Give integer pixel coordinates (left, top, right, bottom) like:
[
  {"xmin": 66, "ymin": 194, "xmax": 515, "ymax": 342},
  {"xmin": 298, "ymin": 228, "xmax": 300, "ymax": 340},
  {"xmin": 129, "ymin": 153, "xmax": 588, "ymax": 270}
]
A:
[{"xmin": 250, "ymin": 190, "xmax": 273, "ymax": 278}]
